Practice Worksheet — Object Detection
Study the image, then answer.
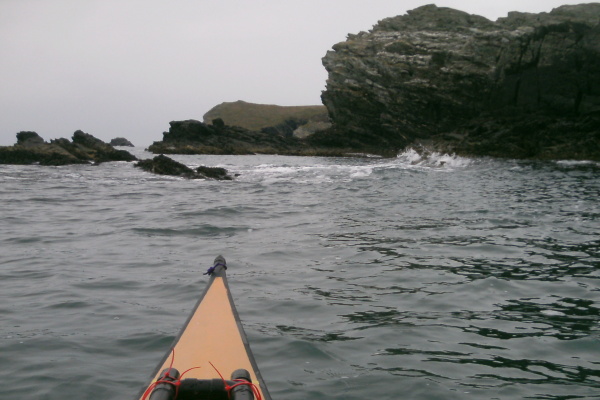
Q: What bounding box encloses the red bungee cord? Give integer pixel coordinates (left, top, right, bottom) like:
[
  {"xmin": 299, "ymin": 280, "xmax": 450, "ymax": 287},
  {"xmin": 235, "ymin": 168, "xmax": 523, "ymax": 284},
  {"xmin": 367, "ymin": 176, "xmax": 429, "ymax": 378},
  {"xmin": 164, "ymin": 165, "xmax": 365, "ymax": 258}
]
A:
[
  {"xmin": 209, "ymin": 361, "xmax": 263, "ymax": 400},
  {"xmin": 140, "ymin": 351, "xmax": 261, "ymax": 400},
  {"xmin": 141, "ymin": 349, "xmax": 201, "ymax": 400}
]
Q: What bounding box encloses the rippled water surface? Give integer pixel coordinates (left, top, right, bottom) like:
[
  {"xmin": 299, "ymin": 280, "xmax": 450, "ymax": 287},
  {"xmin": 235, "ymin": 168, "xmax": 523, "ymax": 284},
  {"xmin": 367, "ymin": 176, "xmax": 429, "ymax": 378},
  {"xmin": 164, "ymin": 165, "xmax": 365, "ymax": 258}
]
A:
[{"xmin": 1, "ymin": 149, "xmax": 599, "ymax": 399}]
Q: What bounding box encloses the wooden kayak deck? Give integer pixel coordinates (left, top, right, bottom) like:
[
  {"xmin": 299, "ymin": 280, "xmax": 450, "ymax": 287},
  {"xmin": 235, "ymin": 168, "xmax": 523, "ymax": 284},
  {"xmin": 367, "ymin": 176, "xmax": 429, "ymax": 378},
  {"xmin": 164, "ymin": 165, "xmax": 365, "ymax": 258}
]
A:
[{"xmin": 137, "ymin": 256, "xmax": 271, "ymax": 400}]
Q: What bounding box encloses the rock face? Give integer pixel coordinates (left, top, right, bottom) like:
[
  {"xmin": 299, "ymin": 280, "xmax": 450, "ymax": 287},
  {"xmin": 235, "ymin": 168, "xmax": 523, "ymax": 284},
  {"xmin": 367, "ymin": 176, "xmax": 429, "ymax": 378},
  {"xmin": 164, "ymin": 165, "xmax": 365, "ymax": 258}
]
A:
[
  {"xmin": 147, "ymin": 119, "xmax": 360, "ymax": 157},
  {"xmin": 148, "ymin": 119, "xmax": 342, "ymax": 156},
  {"xmin": 320, "ymin": 4, "xmax": 600, "ymax": 159},
  {"xmin": 147, "ymin": 118, "xmax": 381, "ymax": 157},
  {"xmin": 135, "ymin": 154, "xmax": 233, "ymax": 180},
  {"xmin": 110, "ymin": 137, "xmax": 134, "ymax": 147},
  {"xmin": 148, "ymin": 119, "xmax": 293, "ymax": 155},
  {"xmin": 0, "ymin": 130, "xmax": 137, "ymax": 165}
]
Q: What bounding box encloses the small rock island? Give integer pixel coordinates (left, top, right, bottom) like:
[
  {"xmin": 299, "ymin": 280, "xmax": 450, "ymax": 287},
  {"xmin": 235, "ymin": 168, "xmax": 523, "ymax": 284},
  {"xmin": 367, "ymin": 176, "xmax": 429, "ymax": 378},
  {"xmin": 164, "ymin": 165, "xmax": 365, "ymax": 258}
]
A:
[
  {"xmin": 110, "ymin": 137, "xmax": 135, "ymax": 147},
  {"xmin": 0, "ymin": 131, "xmax": 137, "ymax": 165}
]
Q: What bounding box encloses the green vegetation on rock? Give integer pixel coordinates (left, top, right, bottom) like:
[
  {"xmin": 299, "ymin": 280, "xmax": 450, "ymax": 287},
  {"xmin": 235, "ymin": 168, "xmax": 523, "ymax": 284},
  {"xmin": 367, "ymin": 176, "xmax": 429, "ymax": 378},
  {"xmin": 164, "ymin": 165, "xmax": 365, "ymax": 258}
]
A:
[{"xmin": 202, "ymin": 100, "xmax": 328, "ymax": 131}]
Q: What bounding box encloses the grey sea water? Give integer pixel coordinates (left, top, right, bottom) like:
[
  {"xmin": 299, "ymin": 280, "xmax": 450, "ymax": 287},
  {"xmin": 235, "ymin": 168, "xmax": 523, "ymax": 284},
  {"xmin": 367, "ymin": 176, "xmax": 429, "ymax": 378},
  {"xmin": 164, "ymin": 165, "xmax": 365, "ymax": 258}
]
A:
[{"xmin": 1, "ymin": 148, "xmax": 599, "ymax": 400}]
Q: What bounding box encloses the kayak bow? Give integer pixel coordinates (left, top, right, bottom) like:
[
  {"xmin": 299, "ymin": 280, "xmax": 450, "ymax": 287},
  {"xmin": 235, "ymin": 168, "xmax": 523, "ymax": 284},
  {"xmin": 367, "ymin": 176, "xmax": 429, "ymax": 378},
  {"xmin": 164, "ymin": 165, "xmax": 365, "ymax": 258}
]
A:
[{"xmin": 137, "ymin": 256, "xmax": 272, "ymax": 400}]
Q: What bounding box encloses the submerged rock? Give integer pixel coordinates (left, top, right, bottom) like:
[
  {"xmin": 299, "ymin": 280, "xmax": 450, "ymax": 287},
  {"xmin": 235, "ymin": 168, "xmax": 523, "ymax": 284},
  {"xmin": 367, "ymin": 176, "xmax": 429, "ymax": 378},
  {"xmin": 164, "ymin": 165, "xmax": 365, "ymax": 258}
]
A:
[
  {"xmin": 135, "ymin": 154, "xmax": 233, "ymax": 180},
  {"xmin": 0, "ymin": 130, "xmax": 137, "ymax": 165},
  {"xmin": 320, "ymin": 4, "xmax": 600, "ymax": 160}
]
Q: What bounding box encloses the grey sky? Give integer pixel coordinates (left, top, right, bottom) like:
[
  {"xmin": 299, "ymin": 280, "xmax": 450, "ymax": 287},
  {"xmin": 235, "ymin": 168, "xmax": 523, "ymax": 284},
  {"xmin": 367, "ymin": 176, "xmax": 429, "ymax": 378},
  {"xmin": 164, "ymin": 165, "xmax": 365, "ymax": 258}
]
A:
[{"xmin": 0, "ymin": 1, "xmax": 590, "ymax": 146}]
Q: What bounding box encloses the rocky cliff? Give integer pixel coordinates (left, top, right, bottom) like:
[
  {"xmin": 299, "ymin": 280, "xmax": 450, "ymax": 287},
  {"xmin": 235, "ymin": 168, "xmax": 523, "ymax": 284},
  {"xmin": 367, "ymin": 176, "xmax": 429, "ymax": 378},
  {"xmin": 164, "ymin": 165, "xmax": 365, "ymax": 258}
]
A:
[{"xmin": 320, "ymin": 3, "xmax": 600, "ymax": 160}]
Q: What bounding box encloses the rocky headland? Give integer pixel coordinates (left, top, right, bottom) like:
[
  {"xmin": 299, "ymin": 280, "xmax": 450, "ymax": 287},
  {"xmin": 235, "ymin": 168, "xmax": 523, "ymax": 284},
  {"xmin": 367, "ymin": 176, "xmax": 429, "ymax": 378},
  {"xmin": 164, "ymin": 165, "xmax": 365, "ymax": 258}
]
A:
[
  {"xmin": 0, "ymin": 131, "xmax": 137, "ymax": 165},
  {"xmin": 147, "ymin": 118, "xmax": 347, "ymax": 157},
  {"xmin": 147, "ymin": 101, "xmax": 343, "ymax": 156},
  {"xmin": 10, "ymin": 4, "xmax": 597, "ymax": 162},
  {"xmin": 203, "ymin": 100, "xmax": 330, "ymax": 138},
  {"xmin": 319, "ymin": 3, "xmax": 600, "ymax": 160},
  {"xmin": 145, "ymin": 4, "xmax": 599, "ymax": 160}
]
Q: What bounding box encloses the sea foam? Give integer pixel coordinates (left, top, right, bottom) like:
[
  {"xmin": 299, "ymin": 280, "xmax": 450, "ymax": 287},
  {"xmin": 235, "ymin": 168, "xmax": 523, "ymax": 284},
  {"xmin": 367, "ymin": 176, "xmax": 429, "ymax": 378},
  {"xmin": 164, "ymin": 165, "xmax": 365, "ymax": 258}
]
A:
[{"xmin": 396, "ymin": 147, "xmax": 472, "ymax": 169}]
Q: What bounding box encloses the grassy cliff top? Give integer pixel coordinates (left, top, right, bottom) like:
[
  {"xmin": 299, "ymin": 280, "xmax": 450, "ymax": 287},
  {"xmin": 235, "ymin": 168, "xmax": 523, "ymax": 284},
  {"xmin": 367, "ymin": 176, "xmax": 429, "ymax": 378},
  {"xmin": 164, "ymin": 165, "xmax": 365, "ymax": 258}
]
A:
[{"xmin": 202, "ymin": 100, "xmax": 328, "ymax": 131}]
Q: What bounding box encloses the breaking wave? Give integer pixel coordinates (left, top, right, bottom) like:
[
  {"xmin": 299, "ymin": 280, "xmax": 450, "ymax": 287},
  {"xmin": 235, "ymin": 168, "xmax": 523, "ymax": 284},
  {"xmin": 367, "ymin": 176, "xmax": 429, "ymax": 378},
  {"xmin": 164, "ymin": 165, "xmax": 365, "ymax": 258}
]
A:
[
  {"xmin": 217, "ymin": 149, "xmax": 475, "ymax": 185},
  {"xmin": 396, "ymin": 147, "xmax": 473, "ymax": 169}
]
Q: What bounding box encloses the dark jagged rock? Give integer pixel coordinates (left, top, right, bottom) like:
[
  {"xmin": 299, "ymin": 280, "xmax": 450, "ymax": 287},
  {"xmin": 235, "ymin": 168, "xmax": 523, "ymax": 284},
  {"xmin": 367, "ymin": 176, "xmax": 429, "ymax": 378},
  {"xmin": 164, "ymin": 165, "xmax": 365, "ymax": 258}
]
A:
[
  {"xmin": 110, "ymin": 137, "xmax": 134, "ymax": 147},
  {"xmin": 70, "ymin": 130, "xmax": 137, "ymax": 162},
  {"xmin": 50, "ymin": 130, "xmax": 137, "ymax": 163},
  {"xmin": 0, "ymin": 146, "xmax": 85, "ymax": 166},
  {"xmin": 148, "ymin": 118, "xmax": 368, "ymax": 157},
  {"xmin": 0, "ymin": 130, "xmax": 138, "ymax": 165},
  {"xmin": 196, "ymin": 165, "xmax": 233, "ymax": 180},
  {"xmin": 135, "ymin": 154, "xmax": 233, "ymax": 180},
  {"xmin": 260, "ymin": 118, "xmax": 307, "ymax": 137},
  {"xmin": 147, "ymin": 119, "xmax": 357, "ymax": 157},
  {"xmin": 16, "ymin": 131, "xmax": 45, "ymax": 147},
  {"xmin": 49, "ymin": 137, "xmax": 94, "ymax": 162},
  {"xmin": 212, "ymin": 118, "xmax": 226, "ymax": 129},
  {"xmin": 72, "ymin": 130, "xmax": 107, "ymax": 148},
  {"xmin": 320, "ymin": 4, "xmax": 600, "ymax": 160},
  {"xmin": 135, "ymin": 154, "xmax": 197, "ymax": 178},
  {"xmin": 431, "ymin": 113, "xmax": 600, "ymax": 160},
  {"xmin": 149, "ymin": 119, "xmax": 305, "ymax": 155}
]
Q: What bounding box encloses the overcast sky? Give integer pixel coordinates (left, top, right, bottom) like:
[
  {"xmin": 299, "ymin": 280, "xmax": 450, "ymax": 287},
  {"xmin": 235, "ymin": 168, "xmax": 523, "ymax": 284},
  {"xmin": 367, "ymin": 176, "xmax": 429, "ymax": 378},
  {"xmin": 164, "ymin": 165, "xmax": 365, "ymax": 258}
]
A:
[{"xmin": 0, "ymin": 1, "xmax": 591, "ymax": 146}]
